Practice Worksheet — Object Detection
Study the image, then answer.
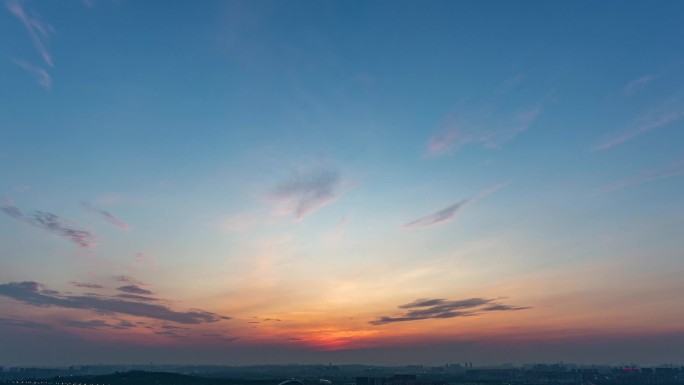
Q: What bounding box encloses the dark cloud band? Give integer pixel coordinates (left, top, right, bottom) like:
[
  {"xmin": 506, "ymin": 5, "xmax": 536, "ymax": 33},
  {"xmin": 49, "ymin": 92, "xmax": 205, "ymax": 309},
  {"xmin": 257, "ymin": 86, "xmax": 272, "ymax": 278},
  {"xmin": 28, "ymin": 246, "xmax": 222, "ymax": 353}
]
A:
[
  {"xmin": 370, "ymin": 297, "xmax": 529, "ymax": 325},
  {"xmin": 0, "ymin": 281, "xmax": 229, "ymax": 325}
]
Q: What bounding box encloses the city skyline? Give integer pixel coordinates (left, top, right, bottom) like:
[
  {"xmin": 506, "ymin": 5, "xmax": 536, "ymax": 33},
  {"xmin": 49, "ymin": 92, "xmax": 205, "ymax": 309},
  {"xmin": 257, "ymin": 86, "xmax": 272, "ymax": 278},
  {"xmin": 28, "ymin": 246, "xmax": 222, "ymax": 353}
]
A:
[{"xmin": 1, "ymin": 1, "xmax": 684, "ymax": 366}]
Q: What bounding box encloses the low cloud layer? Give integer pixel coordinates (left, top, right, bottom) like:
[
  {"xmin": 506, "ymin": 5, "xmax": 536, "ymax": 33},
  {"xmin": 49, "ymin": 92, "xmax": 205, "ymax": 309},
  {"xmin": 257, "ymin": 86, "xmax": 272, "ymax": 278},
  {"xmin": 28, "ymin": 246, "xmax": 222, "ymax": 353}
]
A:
[
  {"xmin": 0, "ymin": 316, "xmax": 52, "ymax": 330},
  {"xmin": 1, "ymin": 205, "xmax": 96, "ymax": 247},
  {"xmin": 81, "ymin": 202, "xmax": 130, "ymax": 231},
  {"xmin": 369, "ymin": 297, "xmax": 529, "ymax": 325},
  {"xmin": 0, "ymin": 281, "xmax": 228, "ymax": 325},
  {"xmin": 272, "ymin": 165, "xmax": 343, "ymax": 220},
  {"xmin": 62, "ymin": 319, "xmax": 137, "ymax": 330}
]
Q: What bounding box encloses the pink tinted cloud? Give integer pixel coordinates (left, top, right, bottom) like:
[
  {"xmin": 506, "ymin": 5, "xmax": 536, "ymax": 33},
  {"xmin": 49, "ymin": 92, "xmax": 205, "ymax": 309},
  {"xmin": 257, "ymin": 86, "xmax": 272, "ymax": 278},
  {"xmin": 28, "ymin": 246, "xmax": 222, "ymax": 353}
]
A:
[
  {"xmin": 134, "ymin": 252, "xmax": 158, "ymax": 270},
  {"xmin": 6, "ymin": 0, "xmax": 54, "ymax": 67},
  {"xmin": 425, "ymin": 104, "xmax": 542, "ymax": 157},
  {"xmin": 426, "ymin": 128, "xmax": 460, "ymax": 157}
]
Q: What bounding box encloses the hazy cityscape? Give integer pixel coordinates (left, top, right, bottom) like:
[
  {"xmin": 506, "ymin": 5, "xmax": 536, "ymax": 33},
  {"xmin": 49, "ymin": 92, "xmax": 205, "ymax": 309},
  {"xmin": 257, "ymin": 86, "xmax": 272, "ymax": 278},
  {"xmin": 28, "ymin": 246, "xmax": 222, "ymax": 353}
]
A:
[{"xmin": 1, "ymin": 363, "xmax": 684, "ymax": 385}]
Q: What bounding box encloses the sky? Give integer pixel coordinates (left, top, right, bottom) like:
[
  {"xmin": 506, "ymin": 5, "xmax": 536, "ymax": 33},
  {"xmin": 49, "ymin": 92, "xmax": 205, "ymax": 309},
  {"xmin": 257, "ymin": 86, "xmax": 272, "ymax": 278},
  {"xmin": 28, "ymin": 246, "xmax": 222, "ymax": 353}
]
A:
[{"xmin": 1, "ymin": 0, "xmax": 684, "ymax": 367}]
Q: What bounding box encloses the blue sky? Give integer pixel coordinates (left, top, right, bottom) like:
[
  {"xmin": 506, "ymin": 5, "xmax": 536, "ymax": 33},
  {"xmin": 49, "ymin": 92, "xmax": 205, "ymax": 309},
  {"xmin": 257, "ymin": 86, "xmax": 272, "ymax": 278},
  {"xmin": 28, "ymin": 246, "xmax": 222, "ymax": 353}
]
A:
[{"xmin": 1, "ymin": 0, "xmax": 684, "ymax": 366}]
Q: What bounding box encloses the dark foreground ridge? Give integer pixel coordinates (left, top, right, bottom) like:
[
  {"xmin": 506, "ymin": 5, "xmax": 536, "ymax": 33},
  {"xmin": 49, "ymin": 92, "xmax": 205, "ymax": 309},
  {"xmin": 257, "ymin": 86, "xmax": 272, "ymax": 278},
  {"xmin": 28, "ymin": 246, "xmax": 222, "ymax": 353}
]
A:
[
  {"xmin": 1, "ymin": 364, "xmax": 684, "ymax": 385},
  {"xmin": 1, "ymin": 371, "xmax": 281, "ymax": 385}
]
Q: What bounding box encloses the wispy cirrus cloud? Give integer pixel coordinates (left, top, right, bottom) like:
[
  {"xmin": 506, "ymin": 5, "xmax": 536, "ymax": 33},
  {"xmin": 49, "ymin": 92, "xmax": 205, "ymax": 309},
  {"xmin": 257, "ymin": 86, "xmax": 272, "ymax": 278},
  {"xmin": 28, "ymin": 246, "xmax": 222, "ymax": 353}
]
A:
[
  {"xmin": 5, "ymin": 0, "xmax": 54, "ymax": 66},
  {"xmin": 404, "ymin": 183, "xmax": 506, "ymax": 229},
  {"xmin": 272, "ymin": 164, "xmax": 345, "ymax": 220},
  {"xmin": 369, "ymin": 297, "xmax": 529, "ymax": 325},
  {"xmin": 0, "ymin": 281, "xmax": 229, "ymax": 325},
  {"xmin": 425, "ymin": 104, "xmax": 542, "ymax": 157},
  {"xmin": 596, "ymin": 158, "xmax": 684, "ymax": 194},
  {"xmin": 1, "ymin": 204, "xmax": 96, "ymax": 248},
  {"xmin": 624, "ymin": 75, "xmax": 655, "ymax": 96},
  {"xmin": 81, "ymin": 202, "xmax": 130, "ymax": 231},
  {"xmin": 11, "ymin": 57, "xmax": 51, "ymax": 89},
  {"xmin": 593, "ymin": 101, "xmax": 684, "ymax": 151}
]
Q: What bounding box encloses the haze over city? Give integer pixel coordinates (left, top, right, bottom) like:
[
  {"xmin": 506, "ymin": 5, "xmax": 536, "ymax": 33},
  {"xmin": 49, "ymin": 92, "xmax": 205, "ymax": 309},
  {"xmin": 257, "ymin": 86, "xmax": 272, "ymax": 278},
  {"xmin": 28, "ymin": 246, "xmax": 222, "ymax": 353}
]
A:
[{"xmin": 1, "ymin": 0, "xmax": 684, "ymax": 367}]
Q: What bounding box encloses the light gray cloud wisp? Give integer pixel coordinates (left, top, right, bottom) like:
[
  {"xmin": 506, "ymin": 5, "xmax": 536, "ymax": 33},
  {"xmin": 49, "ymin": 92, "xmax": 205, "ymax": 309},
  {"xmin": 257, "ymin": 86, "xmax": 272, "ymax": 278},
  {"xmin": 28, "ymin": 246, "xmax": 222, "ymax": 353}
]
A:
[
  {"xmin": 426, "ymin": 104, "xmax": 542, "ymax": 157},
  {"xmin": 593, "ymin": 101, "xmax": 684, "ymax": 151},
  {"xmin": 5, "ymin": 0, "xmax": 54, "ymax": 66},
  {"xmin": 81, "ymin": 202, "xmax": 130, "ymax": 231},
  {"xmin": 272, "ymin": 165, "xmax": 343, "ymax": 220},
  {"xmin": 404, "ymin": 184, "xmax": 506, "ymax": 229},
  {"xmin": 1, "ymin": 204, "xmax": 96, "ymax": 248},
  {"xmin": 596, "ymin": 158, "xmax": 684, "ymax": 194},
  {"xmin": 11, "ymin": 57, "xmax": 51, "ymax": 89},
  {"xmin": 404, "ymin": 201, "xmax": 468, "ymax": 229}
]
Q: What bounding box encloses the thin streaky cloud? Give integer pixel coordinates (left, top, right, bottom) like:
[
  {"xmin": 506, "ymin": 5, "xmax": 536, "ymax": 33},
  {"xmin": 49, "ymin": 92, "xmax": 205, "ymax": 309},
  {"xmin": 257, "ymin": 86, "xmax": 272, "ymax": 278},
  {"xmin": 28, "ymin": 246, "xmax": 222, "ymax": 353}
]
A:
[
  {"xmin": 62, "ymin": 319, "xmax": 137, "ymax": 330},
  {"xmin": 404, "ymin": 183, "xmax": 506, "ymax": 229},
  {"xmin": 593, "ymin": 101, "xmax": 684, "ymax": 151},
  {"xmin": 62, "ymin": 319, "xmax": 111, "ymax": 329},
  {"xmin": 114, "ymin": 275, "xmax": 144, "ymax": 284},
  {"xmin": 624, "ymin": 75, "xmax": 655, "ymax": 96},
  {"xmin": 5, "ymin": 0, "xmax": 54, "ymax": 66},
  {"xmin": 596, "ymin": 159, "xmax": 684, "ymax": 194},
  {"xmin": 1, "ymin": 204, "xmax": 96, "ymax": 248},
  {"xmin": 426, "ymin": 128, "xmax": 459, "ymax": 157},
  {"xmin": 404, "ymin": 200, "xmax": 468, "ymax": 229},
  {"xmin": 117, "ymin": 285, "xmax": 154, "ymax": 295},
  {"xmin": 70, "ymin": 282, "xmax": 106, "ymax": 289},
  {"xmin": 425, "ymin": 104, "xmax": 542, "ymax": 157},
  {"xmin": 81, "ymin": 202, "xmax": 130, "ymax": 231},
  {"xmin": 0, "ymin": 316, "xmax": 52, "ymax": 330},
  {"xmin": 11, "ymin": 57, "xmax": 51, "ymax": 89}
]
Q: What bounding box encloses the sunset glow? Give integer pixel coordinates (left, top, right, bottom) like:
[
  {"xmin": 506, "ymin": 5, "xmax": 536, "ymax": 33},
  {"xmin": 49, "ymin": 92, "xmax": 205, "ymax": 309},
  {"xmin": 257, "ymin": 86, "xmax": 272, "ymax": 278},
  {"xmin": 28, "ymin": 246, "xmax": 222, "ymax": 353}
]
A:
[{"xmin": 2, "ymin": 0, "xmax": 684, "ymax": 367}]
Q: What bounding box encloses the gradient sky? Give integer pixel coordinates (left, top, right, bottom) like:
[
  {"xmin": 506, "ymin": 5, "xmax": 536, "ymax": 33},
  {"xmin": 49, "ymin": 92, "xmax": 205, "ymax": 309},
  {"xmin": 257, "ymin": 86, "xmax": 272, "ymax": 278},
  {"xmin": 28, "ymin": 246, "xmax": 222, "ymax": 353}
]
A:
[{"xmin": 1, "ymin": 0, "xmax": 684, "ymax": 367}]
